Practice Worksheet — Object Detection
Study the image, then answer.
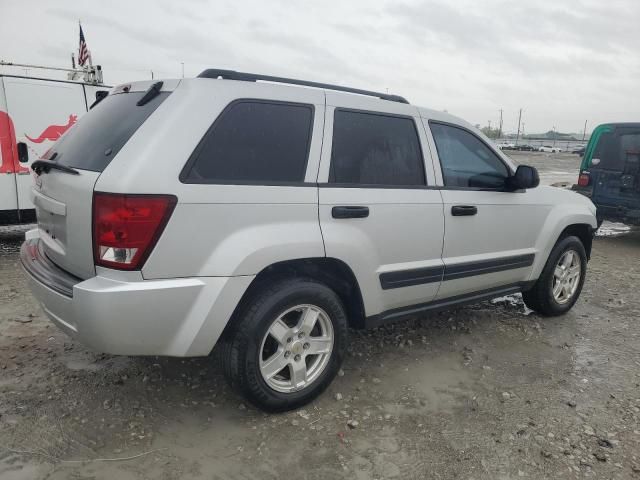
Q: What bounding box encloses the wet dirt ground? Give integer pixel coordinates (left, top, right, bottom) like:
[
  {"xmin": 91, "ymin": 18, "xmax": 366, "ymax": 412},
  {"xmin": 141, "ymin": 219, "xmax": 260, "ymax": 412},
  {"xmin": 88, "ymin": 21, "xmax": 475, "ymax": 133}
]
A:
[{"xmin": 1, "ymin": 152, "xmax": 639, "ymax": 479}]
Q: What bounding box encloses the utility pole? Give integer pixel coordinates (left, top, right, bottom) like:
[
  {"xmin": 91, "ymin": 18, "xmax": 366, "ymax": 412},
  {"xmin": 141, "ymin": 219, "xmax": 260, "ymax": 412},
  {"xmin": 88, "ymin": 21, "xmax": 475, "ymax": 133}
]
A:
[
  {"xmin": 552, "ymin": 126, "xmax": 557, "ymax": 148},
  {"xmin": 488, "ymin": 120, "xmax": 491, "ymax": 131},
  {"xmin": 521, "ymin": 122, "xmax": 525, "ymax": 138},
  {"xmin": 498, "ymin": 109, "xmax": 503, "ymax": 139},
  {"xmin": 582, "ymin": 120, "xmax": 587, "ymax": 142},
  {"xmin": 181, "ymin": 62, "xmax": 184, "ymax": 78},
  {"xmin": 515, "ymin": 108, "xmax": 522, "ymax": 146},
  {"xmin": 151, "ymin": 70, "xmax": 154, "ymax": 79}
]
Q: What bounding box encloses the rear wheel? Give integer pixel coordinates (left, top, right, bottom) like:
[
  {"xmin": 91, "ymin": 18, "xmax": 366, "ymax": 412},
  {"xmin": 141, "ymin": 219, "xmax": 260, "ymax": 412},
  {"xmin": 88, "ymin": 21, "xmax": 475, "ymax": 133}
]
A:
[
  {"xmin": 522, "ymin": 235, "xmax": 587, "ymax": 316},
  {"xmin": 221, "ymin": 278, "xmax": 348, "ymax": 412}
]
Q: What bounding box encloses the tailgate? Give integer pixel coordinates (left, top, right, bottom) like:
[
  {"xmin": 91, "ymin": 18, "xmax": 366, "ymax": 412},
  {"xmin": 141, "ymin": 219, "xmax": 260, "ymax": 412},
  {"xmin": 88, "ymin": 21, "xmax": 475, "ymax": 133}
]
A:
[
  {"xmin": 592, "ymin": 169, "xmax": 640, "ymax": 209},
  {"xmin": 32, "ymin": 169, "xmax": 100, "ymax": 279},
  {"xmin": 592, "ymin": 127, "xmax": 640, "ymax": 207},
  {"xmin": 28, "ymin": 80, "xmax": 176, "ymax": 279}
]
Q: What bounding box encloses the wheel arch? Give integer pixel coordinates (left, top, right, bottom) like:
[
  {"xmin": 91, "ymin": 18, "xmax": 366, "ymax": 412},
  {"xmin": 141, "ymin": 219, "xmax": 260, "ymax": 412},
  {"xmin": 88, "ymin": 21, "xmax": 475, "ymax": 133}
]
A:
[
  {"xmin": 559, "ymin": 223, "xmax": 593, "ymax": 259},
  {"xmin": 530, "ymin": 205, "xmax": 596, "ymax": 281},
  {"xmin": 222, "ymin": 257, "xmax": 367, "ymax": 340}
]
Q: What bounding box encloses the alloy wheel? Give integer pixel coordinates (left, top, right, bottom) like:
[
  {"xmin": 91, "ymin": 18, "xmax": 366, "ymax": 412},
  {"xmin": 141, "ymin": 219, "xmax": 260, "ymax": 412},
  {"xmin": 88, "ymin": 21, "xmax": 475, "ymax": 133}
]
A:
[
  {"xmin": 552, "ymin": 250, "xmax": 582, "ymax": 304},
  {"xmin": 259, "ymin": 304, "xmax": 334, "ymax": 393}
]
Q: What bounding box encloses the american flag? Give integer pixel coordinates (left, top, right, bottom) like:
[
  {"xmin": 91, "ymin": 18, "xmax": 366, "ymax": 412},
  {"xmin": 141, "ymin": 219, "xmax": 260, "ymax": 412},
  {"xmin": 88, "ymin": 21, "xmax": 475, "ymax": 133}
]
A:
[{"xmin": 78, "ymin": 24, "xmax": 90, "ymax": 66}]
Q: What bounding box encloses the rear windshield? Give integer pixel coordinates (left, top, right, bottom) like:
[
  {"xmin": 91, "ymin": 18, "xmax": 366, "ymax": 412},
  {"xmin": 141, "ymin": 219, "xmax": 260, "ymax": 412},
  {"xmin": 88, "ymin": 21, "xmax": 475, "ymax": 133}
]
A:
[
  {"xmin": 42, "ymin": 91, "xmax": 169, "ymax": 172},
  {"xmin": 592, "ymin": 129, "xmax": 640, "ymax": 171}
]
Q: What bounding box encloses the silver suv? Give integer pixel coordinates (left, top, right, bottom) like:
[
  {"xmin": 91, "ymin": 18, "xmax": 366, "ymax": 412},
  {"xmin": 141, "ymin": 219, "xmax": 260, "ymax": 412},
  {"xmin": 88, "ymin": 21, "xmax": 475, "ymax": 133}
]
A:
[{"xmin": 21, "ymin": 70, "xmax": 597, "ymax": 411}]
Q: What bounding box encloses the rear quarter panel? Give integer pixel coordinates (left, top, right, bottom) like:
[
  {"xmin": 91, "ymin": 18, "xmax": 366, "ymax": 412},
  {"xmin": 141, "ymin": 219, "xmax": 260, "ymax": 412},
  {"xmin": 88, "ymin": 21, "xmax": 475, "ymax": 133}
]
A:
[
  {"xmin": 145, "ymin": 197, "xmax": 324, "ymax": 278},
  {"xmin": 94, "ymin": 79, "xmax": 327, "ymax": 279}
]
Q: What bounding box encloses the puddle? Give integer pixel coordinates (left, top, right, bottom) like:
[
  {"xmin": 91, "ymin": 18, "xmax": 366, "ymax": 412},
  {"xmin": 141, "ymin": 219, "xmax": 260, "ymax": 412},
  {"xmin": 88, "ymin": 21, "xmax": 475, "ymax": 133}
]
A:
[
  {"xmin": 0, "ymin": 461, "xmax": 46, "ymax": 480},
  {"xmin": 381, "ymin": 354, "xmax": 474, "ymax": 413},
  {"xmin": 0, "ymin": 225, "xmax": 33, "ymax": 255}
]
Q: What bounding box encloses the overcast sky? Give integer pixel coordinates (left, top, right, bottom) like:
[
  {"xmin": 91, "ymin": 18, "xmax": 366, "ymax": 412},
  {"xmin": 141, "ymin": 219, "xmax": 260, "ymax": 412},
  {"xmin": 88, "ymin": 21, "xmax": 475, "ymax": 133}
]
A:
[{"xmin": 2, "ymin": 0, "xmax": 638, "ymax": 134}]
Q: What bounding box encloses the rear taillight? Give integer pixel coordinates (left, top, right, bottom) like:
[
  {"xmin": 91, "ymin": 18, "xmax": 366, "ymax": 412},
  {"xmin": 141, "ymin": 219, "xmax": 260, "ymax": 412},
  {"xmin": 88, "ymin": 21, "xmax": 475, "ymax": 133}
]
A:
[
  {"xmin": 578, "ymin": 172, "xmax": 590, "ymax": 187},
  {"xmin": 92, "ymin": 193, "xmax": 177, "ymax": 270}
]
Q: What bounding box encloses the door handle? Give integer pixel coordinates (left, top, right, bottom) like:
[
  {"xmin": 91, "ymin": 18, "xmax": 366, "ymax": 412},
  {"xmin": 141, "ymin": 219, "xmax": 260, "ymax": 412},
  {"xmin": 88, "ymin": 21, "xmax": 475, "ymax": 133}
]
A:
[
  {"xmin": 451, "ymin": 205, "xmax": 477, "ymax": 216},
  {"xmin": 332, "ymin": 206, "xmax": 370, "ymax": 219}
]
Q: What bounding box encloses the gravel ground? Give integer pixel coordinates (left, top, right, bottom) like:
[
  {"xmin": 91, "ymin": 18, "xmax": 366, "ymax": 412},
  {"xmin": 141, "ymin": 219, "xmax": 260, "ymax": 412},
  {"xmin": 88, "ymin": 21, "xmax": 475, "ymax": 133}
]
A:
[{"xmin": 1, "ymin": 152, "xmax": 639, "ymax": 479}]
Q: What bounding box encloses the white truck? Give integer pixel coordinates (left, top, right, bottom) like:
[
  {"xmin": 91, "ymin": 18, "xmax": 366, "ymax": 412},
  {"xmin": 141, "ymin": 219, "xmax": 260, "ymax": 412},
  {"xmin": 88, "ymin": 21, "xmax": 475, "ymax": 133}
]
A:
[{"xmin": 0, "ymin": 74, "xmax": 109, "ymax": 224}]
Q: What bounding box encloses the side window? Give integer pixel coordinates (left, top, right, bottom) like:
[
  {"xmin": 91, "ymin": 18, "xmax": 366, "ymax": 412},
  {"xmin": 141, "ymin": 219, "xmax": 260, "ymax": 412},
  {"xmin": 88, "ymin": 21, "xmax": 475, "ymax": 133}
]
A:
[
  {"xmin": 592, "ymin": 132, "xmax": 617, "ymax": 168},
  {"xmin": 618, "ymin": 131, "xmax": 640, "ymax": 173},
  {"xmin": 430, "ymin": 122, "xmax": 509, "ymax": 189},
  {"xmin": 329, "ymin": 110, "xmax": 426, "ymax": 186},
  {"xmin": 183, "ymin": 101, "xmax": 313, "ymax": 183}
]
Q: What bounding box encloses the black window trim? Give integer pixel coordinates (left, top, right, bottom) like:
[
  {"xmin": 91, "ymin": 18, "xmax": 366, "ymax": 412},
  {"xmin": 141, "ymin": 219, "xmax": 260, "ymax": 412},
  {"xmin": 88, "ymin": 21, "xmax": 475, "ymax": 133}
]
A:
[
  {"xmin": 428, "ymin": 119, "xmax": 514, "ymax": 192},
  {"xmin": 179, "ymin": 98, "xmax": 316, "ymax": 186},
  {"xmin": 326, "ymin": 107, "xmax": 429, "ymax": 189}
]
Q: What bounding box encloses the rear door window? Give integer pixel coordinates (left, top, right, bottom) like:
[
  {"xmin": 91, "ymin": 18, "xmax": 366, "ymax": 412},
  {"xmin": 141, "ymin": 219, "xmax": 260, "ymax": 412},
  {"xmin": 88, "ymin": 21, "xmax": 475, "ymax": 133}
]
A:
[
  {"xmin": 592, "ymin": 132, "xmax": 618, "ymax": 169},
  {"xmin": 181, "ymin": 100, "xmax": 314, "ymax": 184},
  {"xmin": 329, "ymin": 110, "xmax": 426, "ymax": 186},
  {"xmin": 43, "ymin": 91, "xmax": 169, "ymax": 172}
]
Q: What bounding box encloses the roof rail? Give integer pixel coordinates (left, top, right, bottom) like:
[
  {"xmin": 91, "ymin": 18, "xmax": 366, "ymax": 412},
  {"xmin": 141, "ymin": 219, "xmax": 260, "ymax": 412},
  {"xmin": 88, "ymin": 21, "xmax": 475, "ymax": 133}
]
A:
[{"xmin": 197, "ymin": 69, "xmax": 409, "ymax": 104}]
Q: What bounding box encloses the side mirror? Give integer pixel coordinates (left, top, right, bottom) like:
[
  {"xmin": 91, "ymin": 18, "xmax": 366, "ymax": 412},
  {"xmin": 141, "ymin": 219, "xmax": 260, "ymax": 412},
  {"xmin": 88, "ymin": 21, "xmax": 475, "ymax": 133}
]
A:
[
  {"xmin": 508, "ymin": 165, "xmax": 539, "ymax": 190},
  {"xmin": 17, "ymin": 142, "xmax": 29, "ymax": 163}
]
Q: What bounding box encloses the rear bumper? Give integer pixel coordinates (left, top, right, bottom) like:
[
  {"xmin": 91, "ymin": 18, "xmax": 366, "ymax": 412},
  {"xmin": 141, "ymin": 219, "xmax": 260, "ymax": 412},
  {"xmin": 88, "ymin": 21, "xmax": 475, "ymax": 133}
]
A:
[
  {"xmin": 20, "ymin": 234, "xmax": 253, "ymax": 356},
  {"xmin": 571, "ymin": 184, "xmax": 593, "ymax": 198}
]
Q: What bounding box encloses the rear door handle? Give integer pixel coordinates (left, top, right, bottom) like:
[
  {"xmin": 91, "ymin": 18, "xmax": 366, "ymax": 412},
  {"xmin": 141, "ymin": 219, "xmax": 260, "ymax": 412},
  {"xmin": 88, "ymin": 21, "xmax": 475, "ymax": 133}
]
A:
[
  {"xmin": 451, "ymin": 205, "xmax": 477, "ymax": 216},
  {"xmin": 332, "ymin": 206, "xmax": 370, "ymax": 219}
]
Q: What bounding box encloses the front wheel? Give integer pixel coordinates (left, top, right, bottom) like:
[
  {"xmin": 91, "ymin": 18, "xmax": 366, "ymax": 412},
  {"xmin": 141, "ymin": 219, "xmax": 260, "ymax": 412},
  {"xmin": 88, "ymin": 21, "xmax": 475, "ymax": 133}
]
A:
[
  {"xmin": 221, "ymin": 278, "xmax": 348, "ymax": 412},
  {"xmin": 522, "ymin": 235, "xmax": 587, "ymax": 316}
]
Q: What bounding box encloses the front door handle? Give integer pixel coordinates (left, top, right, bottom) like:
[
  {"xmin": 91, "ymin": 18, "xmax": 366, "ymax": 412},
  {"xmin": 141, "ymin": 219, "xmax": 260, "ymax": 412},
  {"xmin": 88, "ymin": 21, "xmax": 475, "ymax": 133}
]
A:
[
  {"xmin": 332, "ymin": 206, "xmax": 370, "ymax": 219},
  {"xmin": 451, "ymin": 205, "xmax": 477, "ymax": 216}
]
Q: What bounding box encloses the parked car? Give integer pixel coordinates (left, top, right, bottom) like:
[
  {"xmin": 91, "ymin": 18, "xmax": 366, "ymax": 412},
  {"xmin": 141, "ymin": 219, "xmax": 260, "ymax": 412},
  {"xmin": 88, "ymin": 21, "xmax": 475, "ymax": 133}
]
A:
[
  {"xmin": 497, "ymin": 142, "xmax": 515, "ymax": 150},
  {"xmin": 571, "ymin": 146, "xmax": 586, "ymax": 155},
  {"xmin": 515, "ymin": 144, "xmax": 536, "ymax": 151},
  {"xmin": 539, "ymin": 145, "xmax": 561, "ymax": 153},
  {"xmin": 575, "ymin": 123, "xmax": 640, "ymax": 225},
  {"xmin": 21, "ymin": 70, "xmax": 598, "ymax": 411},
  {"xmin": 0, "ymin": 74, "xmax": 109, "ymax": 225}
]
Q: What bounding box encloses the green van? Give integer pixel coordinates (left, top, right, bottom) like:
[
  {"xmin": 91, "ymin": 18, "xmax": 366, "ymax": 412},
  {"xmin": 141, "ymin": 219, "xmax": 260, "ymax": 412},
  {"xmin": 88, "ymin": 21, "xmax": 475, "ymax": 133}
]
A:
[{"xmin": 576, "ymin": 123, "xmax": 640, "ymax": 225}]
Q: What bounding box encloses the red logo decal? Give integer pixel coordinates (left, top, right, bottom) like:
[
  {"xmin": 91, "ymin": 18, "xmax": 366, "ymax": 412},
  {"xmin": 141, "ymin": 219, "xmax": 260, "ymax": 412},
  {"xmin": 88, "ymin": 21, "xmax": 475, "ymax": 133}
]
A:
[
  {"xmin": 0, "ymin": 110, "xmax": 28, "ymax": 174},
  {"xmin": 25, "ymin": 114, "xmax": 77, "ymax": 143}
]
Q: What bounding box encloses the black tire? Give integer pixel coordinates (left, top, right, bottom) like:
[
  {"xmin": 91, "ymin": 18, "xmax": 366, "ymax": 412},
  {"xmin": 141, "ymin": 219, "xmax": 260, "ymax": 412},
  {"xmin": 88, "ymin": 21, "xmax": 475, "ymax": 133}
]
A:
[
  {"xmin": 522, "ymin": 235, "xmax": 587, "ymax": 316},
  {"xmin": 221, "ymin": 278, "xmax": 348, "ymax": 412}
]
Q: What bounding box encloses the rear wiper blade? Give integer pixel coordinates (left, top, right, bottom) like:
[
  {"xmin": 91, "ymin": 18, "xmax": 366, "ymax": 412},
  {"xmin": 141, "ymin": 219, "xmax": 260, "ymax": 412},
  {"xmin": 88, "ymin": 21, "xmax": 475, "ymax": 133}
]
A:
[
  {"xmin": 136, "ymin": 81, "xmax": 163, "ymax": 106},
  {"xmin": 32, "ymin": 159, "xmax": 80, "ymax": 176}
]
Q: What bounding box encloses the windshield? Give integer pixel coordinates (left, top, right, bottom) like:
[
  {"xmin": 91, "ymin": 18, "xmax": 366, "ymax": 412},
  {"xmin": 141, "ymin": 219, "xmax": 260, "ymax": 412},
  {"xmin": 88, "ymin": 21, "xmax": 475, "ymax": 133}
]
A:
[{"xmin": 42, "ymin": 91, "xmax": 170, "ymax": 172}]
